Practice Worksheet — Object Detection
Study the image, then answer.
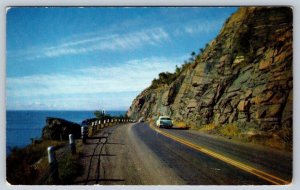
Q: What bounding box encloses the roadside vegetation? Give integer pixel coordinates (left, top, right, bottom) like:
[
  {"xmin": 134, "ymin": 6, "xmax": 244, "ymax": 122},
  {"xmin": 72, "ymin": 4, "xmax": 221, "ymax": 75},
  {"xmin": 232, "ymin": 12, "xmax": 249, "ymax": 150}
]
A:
[
  {"xmin": 58, "ymin": 153, "xmax": 82, "ymax": 184},
  {"xmin": 94, "ymin": 110, "xmax": 129, "ymax": 120},
  {"xmin": 197, "ymin": 122, "xmax": 291, "ymax": 151},
  {"xmin": 7, "ymin": 140, "xmax": 83, "ymax": 185},
  {"xmin": 138, "ymin": 113, "xmax": 290, "ymax": 151},
  {"xmin": 150, "ymin": 45, "xmax": 209, "ymax": 89},
  {"xmin": 219, "ymin": 123, "xmax": 241, "ymax": 137},
  {"xmin": 7, "ymin": 140, "xmax": 64, "ymax": 184},
  {"xmin": 199, "ymin": 123, "xmax": 217, "ymax": 131},
  {"xmin": 172, "ymin": 121, "xmax": 187, "ymax": 129}
]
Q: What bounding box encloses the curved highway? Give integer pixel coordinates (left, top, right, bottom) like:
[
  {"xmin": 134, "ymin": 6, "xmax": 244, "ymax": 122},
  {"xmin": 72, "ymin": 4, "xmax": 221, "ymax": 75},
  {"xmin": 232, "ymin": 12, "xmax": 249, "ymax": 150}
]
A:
[{"xmin": 74, "ymin": 123, "xmax": 292, "ymax": 185}]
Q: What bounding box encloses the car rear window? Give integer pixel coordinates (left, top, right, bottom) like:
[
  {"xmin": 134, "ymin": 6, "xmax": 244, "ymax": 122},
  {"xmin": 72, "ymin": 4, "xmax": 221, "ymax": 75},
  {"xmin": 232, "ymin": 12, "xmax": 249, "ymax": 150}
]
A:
[{"xmin": 161, "ymin": 118, "xmax": 171, "ymax": 120}]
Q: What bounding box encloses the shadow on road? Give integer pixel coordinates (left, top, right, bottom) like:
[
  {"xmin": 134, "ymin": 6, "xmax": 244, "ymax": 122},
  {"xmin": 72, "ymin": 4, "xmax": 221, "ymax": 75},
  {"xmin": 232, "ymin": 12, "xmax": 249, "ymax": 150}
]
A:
[
  {"xmin": 84, "ymin": 142, "xmax": 124, "ymax": 145},
  {"xmin": 81, "ymin": 154, "xmax": 116, "ymax": 158},
  {"xmin": 88, "ymin": 136, "xmax": 108, "ymax": 139},
  {"xmin": 106, "ymin": 142, "xmax": 125, "ymax": 145}
]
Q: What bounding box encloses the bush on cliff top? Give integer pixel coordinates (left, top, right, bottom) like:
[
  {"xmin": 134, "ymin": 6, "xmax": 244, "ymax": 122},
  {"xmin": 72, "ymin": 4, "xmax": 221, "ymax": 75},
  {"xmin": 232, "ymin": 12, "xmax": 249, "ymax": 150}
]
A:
[{"xmin": 150, "ymin": 48, "xmax": 207, "ymax": 89}]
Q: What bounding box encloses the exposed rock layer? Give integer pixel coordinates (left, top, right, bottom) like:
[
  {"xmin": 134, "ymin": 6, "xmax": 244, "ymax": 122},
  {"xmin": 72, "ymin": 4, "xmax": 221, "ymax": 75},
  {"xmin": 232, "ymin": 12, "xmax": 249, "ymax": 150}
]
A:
[{"xmin": 127, "ymin": 7, "xmax": 293, "ymax": 149}]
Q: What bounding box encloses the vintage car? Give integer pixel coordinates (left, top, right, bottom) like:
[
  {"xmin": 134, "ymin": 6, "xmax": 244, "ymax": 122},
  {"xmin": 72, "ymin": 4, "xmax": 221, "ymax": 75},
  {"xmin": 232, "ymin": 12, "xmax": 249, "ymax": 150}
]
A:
[{"xmin": 156, "ymin": 116, "xmax": 173, "ymax": 128}]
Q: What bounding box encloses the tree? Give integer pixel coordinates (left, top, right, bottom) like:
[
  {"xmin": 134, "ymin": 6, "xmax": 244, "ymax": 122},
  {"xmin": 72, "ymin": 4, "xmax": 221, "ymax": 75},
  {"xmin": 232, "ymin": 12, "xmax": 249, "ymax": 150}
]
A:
[
  {"xmin": 175, "ymin": 65, "xmax": 181, "ymax": 75},
  {"xmin": 199, "ymin": 48, "xmax": 204, "ymax": 54},
  {"xmin": 189, "ymin": 51, "xmax": 196, "ymax": 62},
  {"xmin": 205, "ymin": 43, "xmax": 209, "ymax": 49},
  {"xmin": 94, "ymin": 110, "xmax": 112, "ymax": 120},
  {"xmin": 191, "ymin": 51, "xmax": 196, "ymax": 57},
  {"xmin": 151, "ymin": 78, "xmax": 159, "ymax": 88},
  {"xmin": 94, "ymin": 110, "xmax": 103, "ymax": 119}
]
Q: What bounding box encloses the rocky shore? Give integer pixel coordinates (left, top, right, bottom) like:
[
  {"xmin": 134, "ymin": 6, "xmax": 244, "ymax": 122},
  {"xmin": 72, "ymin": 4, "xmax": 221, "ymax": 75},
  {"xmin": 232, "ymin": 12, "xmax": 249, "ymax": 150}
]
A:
[{"xmin": 41, "ymin": 117, "xmax": 82, "ymax": 141}]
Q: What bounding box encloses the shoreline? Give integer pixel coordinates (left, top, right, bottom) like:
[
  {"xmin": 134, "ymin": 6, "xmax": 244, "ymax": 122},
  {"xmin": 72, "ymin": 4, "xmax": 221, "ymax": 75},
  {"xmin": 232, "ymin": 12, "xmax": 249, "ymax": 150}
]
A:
[
  {"xmin": 6, "ymin": 115, "xmax": 131, "ymax": 184},
  {"xmin": 6, "ymin": 110, "xmax": 127, "ymax": 155}
]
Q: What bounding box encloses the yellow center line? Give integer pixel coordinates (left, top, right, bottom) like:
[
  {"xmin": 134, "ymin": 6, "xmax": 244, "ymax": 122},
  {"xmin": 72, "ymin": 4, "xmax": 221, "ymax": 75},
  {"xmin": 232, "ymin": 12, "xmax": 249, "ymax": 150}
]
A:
[{"xmin": 149, "ymin": 125, "xmax": 290, "ymax": 185}]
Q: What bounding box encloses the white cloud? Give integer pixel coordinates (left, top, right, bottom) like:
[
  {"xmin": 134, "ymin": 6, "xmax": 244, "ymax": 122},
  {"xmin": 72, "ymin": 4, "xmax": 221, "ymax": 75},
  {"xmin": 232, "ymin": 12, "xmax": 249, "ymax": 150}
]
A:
[
  {"xmin": 7, "ymin": 56, "xmax": 186, "ymax": 110},
  {"xmin": 174, "ymin": 19, "xmax": 224, "ymax": 36},
  {"xmin": 7, "ymin": 56, "xmax": 184, "ymax": 99},
  {"xmin": 9, "ymin": 27, "xmax": 170, "ymax": 60},
  {"xmin": 8, "ymin": 18, "xmax": 223, "ymax": 61}
]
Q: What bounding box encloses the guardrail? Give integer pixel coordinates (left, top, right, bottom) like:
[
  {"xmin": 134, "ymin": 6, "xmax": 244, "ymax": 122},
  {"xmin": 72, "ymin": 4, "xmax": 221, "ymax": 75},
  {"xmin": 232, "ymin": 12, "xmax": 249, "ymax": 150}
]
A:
[
  {"xmin": 84, "ymin": 119, "xmax": 133, "ymax": 140},
  {"xmin": 35, "ymin": 145, "xmax": 64, "ymax": 184},
  {"xmin": 37, "ymin": 119, "xmax": 132, "ymax": 184}
]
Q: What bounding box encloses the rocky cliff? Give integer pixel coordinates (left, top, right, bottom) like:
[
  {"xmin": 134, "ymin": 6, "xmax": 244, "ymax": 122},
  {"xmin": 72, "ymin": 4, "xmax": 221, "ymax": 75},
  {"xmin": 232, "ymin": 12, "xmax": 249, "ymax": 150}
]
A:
[
  {"xmin": 127, "ymin": 7, "xmax": 293, "ymax": 149},
  {"xmin": 42, "ymin": 117, "xmax": 81, "ymax": 140}
]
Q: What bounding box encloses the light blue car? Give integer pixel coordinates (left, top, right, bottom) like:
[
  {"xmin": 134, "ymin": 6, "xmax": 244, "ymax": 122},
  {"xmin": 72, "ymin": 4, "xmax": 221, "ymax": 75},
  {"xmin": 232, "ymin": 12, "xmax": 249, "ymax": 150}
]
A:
[{"xmin": 156, "ymin": 116, "xmax": 173, "ymax": 129}]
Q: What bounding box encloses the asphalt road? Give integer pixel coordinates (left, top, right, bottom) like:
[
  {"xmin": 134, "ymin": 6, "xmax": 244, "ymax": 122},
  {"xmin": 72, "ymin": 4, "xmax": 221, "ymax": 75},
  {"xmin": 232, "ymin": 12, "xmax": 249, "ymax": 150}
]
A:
[
  {"xmin": 159, "ymin": 125, "xmax": 292, "ymax": 182},
  {"xmin": 74, "ymin": 122, "xmax": 292, "ymax": 185}
]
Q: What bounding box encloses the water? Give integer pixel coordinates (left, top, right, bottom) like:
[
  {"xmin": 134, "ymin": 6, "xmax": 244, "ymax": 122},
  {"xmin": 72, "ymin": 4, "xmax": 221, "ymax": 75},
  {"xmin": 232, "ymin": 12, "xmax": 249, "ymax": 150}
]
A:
[{"xmin": 6, "ymin": 110, "xmax": 126, "ymax": 154}]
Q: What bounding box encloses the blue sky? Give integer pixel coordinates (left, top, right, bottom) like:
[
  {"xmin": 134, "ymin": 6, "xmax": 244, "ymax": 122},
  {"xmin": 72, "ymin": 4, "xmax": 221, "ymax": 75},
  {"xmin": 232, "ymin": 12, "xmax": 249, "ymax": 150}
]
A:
[{"xmin": 6, "ymin": 7, "xmax": 237, "ymax": 111}]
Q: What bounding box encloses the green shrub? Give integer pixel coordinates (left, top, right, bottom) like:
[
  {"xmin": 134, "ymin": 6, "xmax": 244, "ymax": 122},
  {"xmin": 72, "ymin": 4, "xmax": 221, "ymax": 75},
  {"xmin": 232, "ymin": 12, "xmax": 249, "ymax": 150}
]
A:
[
  {"xmin": 151, "ymin": 71, "xmax": 177, "ymax": 88},
  {"xmin": 151, "ymin": 50, "xmax": 202, "ymax": 88},
  {"xmin": 219, "ymin": 123, "xmax": 241, "ymax": 137}
]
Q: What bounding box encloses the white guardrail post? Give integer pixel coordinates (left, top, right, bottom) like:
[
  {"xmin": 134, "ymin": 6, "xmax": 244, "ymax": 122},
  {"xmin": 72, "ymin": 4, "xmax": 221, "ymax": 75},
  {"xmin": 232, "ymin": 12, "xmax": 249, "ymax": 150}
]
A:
[
  {"xmin": 69, "ymin": 134, "xmax": 76, "ymax": 154},
  {"xmin": 81, "ymin": 126, "xmax": 87, "ymax": 144},
  {"xmin": 47, "ymin": 146, "xmax": 59, "ymax": 183}
]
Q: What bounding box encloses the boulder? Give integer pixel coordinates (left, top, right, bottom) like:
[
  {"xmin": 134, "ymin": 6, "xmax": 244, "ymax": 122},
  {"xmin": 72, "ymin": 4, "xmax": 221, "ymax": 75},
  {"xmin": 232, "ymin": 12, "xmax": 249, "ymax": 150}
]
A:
[{"xmin": 42, "ymin": 117, "xmax": 81, "ymax": 140}]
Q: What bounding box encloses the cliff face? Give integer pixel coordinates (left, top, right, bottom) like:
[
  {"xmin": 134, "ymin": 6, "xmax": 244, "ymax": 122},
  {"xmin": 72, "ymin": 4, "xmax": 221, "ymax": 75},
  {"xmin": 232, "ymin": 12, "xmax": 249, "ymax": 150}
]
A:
[
  {"xmin": 42, "ymin": 117, "xmax": 81, "ymax": 140},
  {"xmin": 127, "ymin": 7, "xmax": 292, "ymax": 148}
]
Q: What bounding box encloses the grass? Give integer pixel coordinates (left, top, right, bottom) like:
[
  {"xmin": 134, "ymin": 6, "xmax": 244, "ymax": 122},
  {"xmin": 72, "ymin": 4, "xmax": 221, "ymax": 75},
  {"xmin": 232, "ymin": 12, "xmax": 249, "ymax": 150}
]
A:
[
  {"xmin": 199, "ymin": 123, "xmax": 217, "ymax": 131},
  {"xmin": 7, "ymin": 139, "xmax": 83, "ymax": 185},
  {"xmin": 173, "ymin": 121, "xmax": 187, "ymax": 128},
  {"xmin": 7, "ymin": 140, "xmax": 65, "ymax": 184},
  {"xmin": 198, "ymin": 122, "xmax": 291, "ymax": 151},
  {"xmin": 58, "ymin": 154, "xmax": 83, "ymax": 185},
  {"xmin": 219, "ymin": 123, "xmax": 241, "ymax": 137},
  {"xmin": 154, "ymin": 117, "xmax": 290, "ymax": 151},
  {"xmin": 198, "ymin": 122, "xmax": 242, "ymax": 138}
]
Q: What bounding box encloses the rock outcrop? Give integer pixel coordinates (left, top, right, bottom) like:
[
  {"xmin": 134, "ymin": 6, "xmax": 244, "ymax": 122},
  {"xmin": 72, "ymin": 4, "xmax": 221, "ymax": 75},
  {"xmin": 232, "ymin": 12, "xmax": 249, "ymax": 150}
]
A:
[
  {"xmin": 81, "ymin": 118, "xmax": 97, "ymax": 126},
  {"xmin": 127, "ymin": 7, "xmax": 293, "ymax": 149},
  {"xmin": 42, "ymin": 117, "xmax": 81, "ymax": 140}
]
